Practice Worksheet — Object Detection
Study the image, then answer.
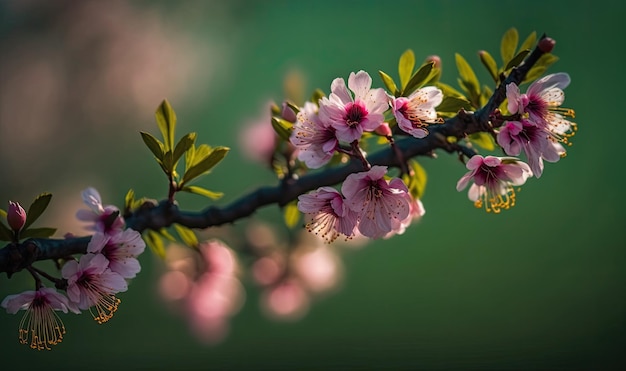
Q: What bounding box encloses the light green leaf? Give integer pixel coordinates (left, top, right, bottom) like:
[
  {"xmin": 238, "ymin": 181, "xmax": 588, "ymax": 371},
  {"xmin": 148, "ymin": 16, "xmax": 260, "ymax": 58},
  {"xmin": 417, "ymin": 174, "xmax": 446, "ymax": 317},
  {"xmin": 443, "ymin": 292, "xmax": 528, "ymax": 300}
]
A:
[
  {"xmin": 162, "ymin": 150, "xmax": 174, "ymax": 174},
  {"xmin": 0, "ymin": 209, "xmax": 6, "ymax": 219},
  {"xmin": 24, "ymin": 193, "xmax": 52, "ymax": 230},
  {"xmin": 398, "ymin": 49, "xmax": 415, "ymax": 89},
  {"xmin": 505, "ymin": 49, "xmax": 530, "ymax": 70},
  {"xmin": 500, "ymin": 27, "xmax": 519, "ymax": 65},
  {"xmin": 173, "ymin": 224, "xmax": 198, "ymax": 248},
  {"xmin": 524, "ymin": 53, "xmax": 559, "ymax": 83},
  {"xmin": 181, "ymin": 186, "xmax": 224, "ymax": 200},
  {"xmin": 436, "ymin": 82, "xmax": 466, "ymax": 98},
  {"xmin": 310, "ymin": 89, "xmax": 325, "ymax": 104},
  {"xmin": 155, "ymin": 99, "xmax": 176, "ymax": 151},
  {"xmin": 455, "ymin": 53, "xmax": 480, "ymax": 104},
  {"xmin": 405, "ymin": 159, "xmax": 428, "ymax": 199},
  {"xmin": 173, "ymin": 132, "xmax": 197, "ymax": 168},
  {"xmin": 283, "ymin": 200, "xmax": 301, "ymax": 229},
  {"xmin": 479, "ymin": 50, "xmax": 499, "ymax": 83},
  {"xmin": 124, "ymin": 189, "xmax": 135, "ymax": 211},
  {"xmin": 271, "ymin": 117, "xmax": 293, "ymax": 141},
  {"xmin": 145, "ymin": 230, "xmax": 166, "ymax": 259},
  {"xmin": 378, "ymin": 70, "xmax": 398, "ymax": 95},
  {"xmin": 140, "ymin": 131, "xmax": 165, "ymax": 161},
  {"xmin": 436, "ymin": 95, "xmax": 472, "ymax": 115},
  {"xmin": 468, "ymin": 132, "xmax": 495, "ymax": 151},
  {"xmin": 20, "ymin": 227, "xmax": 56, "ymax": 239},
  {"xmin": 404, "ymin": 61, "xmax": 435, "ymax": 96},
  {"xmin": 519, "ymin": 31, "xmax": 537, "ymax": 52},
  {"xmin": 181, "ymin": 146, "xmax": 229, "ymax": 186},
  {"xmin": 158, "ymin": 228, "xmax": 176, "ymax": 242}
]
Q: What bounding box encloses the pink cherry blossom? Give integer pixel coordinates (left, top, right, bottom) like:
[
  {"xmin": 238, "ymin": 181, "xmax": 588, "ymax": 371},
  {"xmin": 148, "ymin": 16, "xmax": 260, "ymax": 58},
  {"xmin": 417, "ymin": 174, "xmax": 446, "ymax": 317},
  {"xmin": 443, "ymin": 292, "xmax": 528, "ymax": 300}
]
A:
[
  {"xmin": 62, "ymin": 253, "xmax": 127, "ymax": 323},
  {"xmin": 506, "ymin": 73, "xmax": 576, "ymax": 143},
  {"xmin": 1, "ymin": 287, "xmax": 77, "ymax": 350},
  {"xmin": 290, "ymin": 102, "xmax": 338, "ymax": 168},
  {"xmin": 297, "ymin": 186, "xmax": 358, "ymax": 243},
  {"xmin": 341, "ymin": 166, "xmax": 411, "ymax": 239},
  {"xmin": 75, "ymin": 187, "xmax": 125, "ymax": 235},
  {"xmin": 87, "ymin": 229, "xmax": 146, "ymax": 278},
  {"xmin": 386, "ymin": 194, "xmax": 426, "ymax": 238},
  {"xmin": 497, "ymin": 119, "xmax": 564, "ymax": 178},
  {"xmin": 318, "ymin": 70, "xmax": 388, "ymax": 143},
  {"xmin": 391, "ymin": 86, "xmax": 443, "ymax": 138},
  {"xmin": 456, "ymin": 155, "xmax": 532, "ymax": 213}
]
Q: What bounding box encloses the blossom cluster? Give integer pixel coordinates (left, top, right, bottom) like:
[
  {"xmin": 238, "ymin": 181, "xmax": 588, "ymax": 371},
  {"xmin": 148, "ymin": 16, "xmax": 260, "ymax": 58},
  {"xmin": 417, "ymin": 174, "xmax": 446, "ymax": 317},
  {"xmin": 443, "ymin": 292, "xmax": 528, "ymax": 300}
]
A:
[{"xmin": 1, "ymin": 188, "xmax": 145, "ymax": 350}]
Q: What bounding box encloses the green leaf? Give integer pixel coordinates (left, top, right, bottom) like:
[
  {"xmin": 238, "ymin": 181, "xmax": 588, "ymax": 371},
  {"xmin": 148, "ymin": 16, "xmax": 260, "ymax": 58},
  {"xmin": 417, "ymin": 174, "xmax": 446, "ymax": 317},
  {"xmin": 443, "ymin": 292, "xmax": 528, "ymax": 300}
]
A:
[
  {"xmin": 468, "ymin": 132, "xmax": 495, "ymax": 151},
  {"xmin": 0, "ymin": 209, "xmax": 6, "ymax": 219},
  {"xmin": 140, "ymin": 131, "xmax": 165, "ymax": 161},
  {"xmin": 455, "ymin": 53, "xmax": 480, "ymax": 104},
  {"xmin": 479, "ymin": 50, "xmax": 499, "ymax": 83},
  {"xmin": 404, "ymin": 62, "xmax": 435, "ymax": 96},
  {"xmin": 378, "ymin": 70, "xmax": 398, "ymax": 95},
  {"xmin": 20, "ymin": 227, "xmax": 56, "ymax": 239},
  {"xmin": 155, "ymin": 99, "xmax": 176, "ymax": 151},
  {"xmin": 436, "ymin": 95, "xmax": 472, "ymax": 115},
  {"xmin": 500, "ymin": 27, "xmax": 519, "ymax": 65},
  {"xmin": 181, "ymin": 186, "xmax": 224, "ymax": 200},
  {"xmin": 524, "ymin": 53, "xmax": 559, "ymax": 83},
  {"xmin": 181, "ymin": 146, "xmax": 229, "ymax": 186},
  {"xmin": 173, "ymin": 224, "xmax": 198, "ymax": 248},
  {"xmin": 145, "ymin": 230, "xmax": 166, "ymax": 259},
  {"xmin": 436, "ymin": 82, "xmax": 466, "ymax": 98},
  {"xmin": 405, "ymin": 159, "xmax": 427, "ymax": 199},
  {"xmin": 158, "ymin": 228, "xmax": 176, "ymax": 242},
  {"xmin": 283, "ymin": 200, "xmax": 301, "ymax": 229},
  {"xmin": 310, "ymin": 89, "xmax": 325, "ymax": 105},
  {"xmin": 271, "ymin": 117, "xmax": 293, "ymax": 142},
  {"xmin": 398, "ymin": 49, "xmax": 415, "ymax": 89},
  {"xmin": 173, "ymin": 132, "xmax": 197, "ymax": 168},
  {"xmin": 0, "ymin": 221, "xmax": 14, "ymax": 241},
  {"xmin": 162, "ymin": 150, "xmax": 174, "ymax": 174},
  {"xmin": 519, "ymin": 31, "xmax": 537, "ymax": 52},
  {"xmin": 24, "ymin": 193, "xmax": 52, "ymax": 230},
  {"xmin": 124, "ymin": 189, "xmax": 135, "ymax": 211},
  {"xmin": 504, "ymin": 49, "xmax": 530, "ymax": 70}
]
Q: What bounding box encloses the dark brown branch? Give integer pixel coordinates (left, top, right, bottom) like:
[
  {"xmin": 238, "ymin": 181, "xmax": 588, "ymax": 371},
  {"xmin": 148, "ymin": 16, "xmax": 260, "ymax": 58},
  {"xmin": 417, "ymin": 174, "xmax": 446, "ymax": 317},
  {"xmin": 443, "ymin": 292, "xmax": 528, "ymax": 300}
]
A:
[{"xmin": 0, "ymin": 35, "xmax": 553, "ymax": 276}]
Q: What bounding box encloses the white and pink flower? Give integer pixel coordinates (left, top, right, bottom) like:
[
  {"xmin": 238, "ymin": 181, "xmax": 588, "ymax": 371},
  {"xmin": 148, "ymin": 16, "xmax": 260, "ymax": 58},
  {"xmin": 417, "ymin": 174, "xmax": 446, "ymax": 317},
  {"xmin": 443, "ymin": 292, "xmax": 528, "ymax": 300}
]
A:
[
  {"xmin": 497, "ymin": 119, "xmax": 564, "ymax": 178},
  {"xmin": 62, "ymin": 253, "xmax": 127, "ymax": 323},
  {"xmin": 341, "ymin": 166, "xmax": 411, "ymax": 239},
  {"xmin": 318, "ymin": 71, "xmax": 388, "ymax": 143},
  {"xmin": 1, "ymin": 287, "xmax": 78, "ymax": 350},
  {"xmin": 290, "ymin": 102, "xmax": 338, "ymax": 169},
  {"xmin": 391, "ymin": 86, "xmax": 443, "ymax": 138},
  {"xmin": 456, "ymin": 155, "xmax": 532, "ymax": 213},
  {"xmin": 87, "ymin": 229, "xmax": 146, "ymax": 279},
  {"xmin": 76, "ymin": 187, "xmax": 125, "ymax": 235},
  {"xmin": 297, "ymin": 187, "xmax": 358, "ymax": 243}
]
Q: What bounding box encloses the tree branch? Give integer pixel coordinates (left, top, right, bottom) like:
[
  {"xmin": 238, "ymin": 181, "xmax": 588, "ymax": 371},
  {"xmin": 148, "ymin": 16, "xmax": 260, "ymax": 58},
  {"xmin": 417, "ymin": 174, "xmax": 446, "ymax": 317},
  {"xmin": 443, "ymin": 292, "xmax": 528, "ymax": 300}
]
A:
[{"xmin": 0, "ymin": 35, "xmax": 554, "ymax": 275}]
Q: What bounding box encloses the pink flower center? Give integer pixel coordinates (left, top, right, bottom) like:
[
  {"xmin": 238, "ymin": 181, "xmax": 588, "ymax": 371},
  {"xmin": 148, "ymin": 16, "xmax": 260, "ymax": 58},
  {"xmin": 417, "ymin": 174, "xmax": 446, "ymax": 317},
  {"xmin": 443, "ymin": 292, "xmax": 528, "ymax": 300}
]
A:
[{"xmin": 343, "ymin": 101, "xmax": 368, "ymax": 127}]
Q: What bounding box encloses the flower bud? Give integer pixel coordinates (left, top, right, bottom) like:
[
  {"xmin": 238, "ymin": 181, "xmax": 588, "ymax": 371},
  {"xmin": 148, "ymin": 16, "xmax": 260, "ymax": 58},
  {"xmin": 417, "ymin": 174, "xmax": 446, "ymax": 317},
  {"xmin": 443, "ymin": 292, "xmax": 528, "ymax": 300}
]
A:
[
  {"xmin": 7, "ymin": 201, "xmax": 26, "ymax": 232},
  {"xmin": 424, "ymin": 55, "xmax": 442, "ymax": 69},
  {"xmin": 374, "ymin": 123, "xmax": 392, "ymax": 137},
  {"xmin": 538, "ymin": 37, "xmax": 555, "ymax": 53}
]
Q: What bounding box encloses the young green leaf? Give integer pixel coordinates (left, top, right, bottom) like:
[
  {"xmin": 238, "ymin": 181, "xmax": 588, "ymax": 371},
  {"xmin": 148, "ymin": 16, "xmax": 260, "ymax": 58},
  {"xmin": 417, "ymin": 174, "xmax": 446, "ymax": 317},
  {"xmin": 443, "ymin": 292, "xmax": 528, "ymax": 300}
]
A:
[
  {"xmin": 124, "ymin": 189, "xmax": 135, "ymax": 211},
  {"xmin": 140, "ymin": 131, "xmax": 165, "ymax": 161},
  {"xmin": 20, "ymin": 227, "xmax": 57, "ymax": 239},
  {"xmin": 283, "ymin": 200, "xmax": 301, "ymax": 229},
  {"xmin": 404, "ymin": 61, "xmax": 435, "ymax": 96},
  {"xmin": 479, "ymin": 50, "xmax": 499, "ymax": 83},
  {"xmin": 173, "ymin": 224, "xmax": 199, "ymax": 248},
  {"xmin": 158, "ymin": 228, "xmax": 177, "ymax": 242},
  {"xmin": 23, "ymin": 193, "xmax": 52, "ymax": 230},
  {"xmin": 271, "ymin": 117, "xmax": 293, "ymax": 142},
  {"xmin": 0, "ymin": 209, "xmax": 6, "ymax": 219},
  {"xmin": 436, "ymin": 95, "xmax": 472, "ymax": 115},
  {"xmin": 181, "ymin": 186, "xmax": 224, "ymax": 200},
  {"xmin": 500, "ymin": 27, "xmax": 519, "ymax": 65},
  {"xmin": 398, "ymin": 49, "xmax": 415, "ymax": 89},
  {"xmin": 181, "ymin": 146, "xmax": 229, "ymax": 186},
  {"xmin": 468, "ymin": 132, "xmax": 495, "ymax": 151},
  {"xmin": 155, "ymin": 99, "xmax": 177, "ymax": 151},
  {"xmin": 173, "ymin": 132, "xmax": 197, "ymax": 167},
  {"xmin": 145, "ymin": 230, "xmax": 166, "ymax": 259},
  {"xmin": 378, "ymin": 70, "xmax": 398, "ymax": 95},
  {"xmin": 455, "ymin": 53, "xmax": 480, "ymax": 105},
  {"xmin": 405, "ymin": 159, "xmax": 427, "ymax": 199},
  {"xmin": 524, "ymin": 53, "xmax": 559, "ymax": 83},
  {"xmin": 519, "ymin": 31, "xmax": 537, "ymax": 53},
  {"xmin": 504, "ymin": 49, "xmax": 530, "ymax": 71}
]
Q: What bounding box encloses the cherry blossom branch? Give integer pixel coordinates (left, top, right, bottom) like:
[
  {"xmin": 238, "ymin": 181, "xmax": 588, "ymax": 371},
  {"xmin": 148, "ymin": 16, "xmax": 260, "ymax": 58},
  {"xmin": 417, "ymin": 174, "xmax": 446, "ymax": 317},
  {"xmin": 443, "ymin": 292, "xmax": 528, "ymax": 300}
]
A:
[{"xmin": 0, "ymin": 35, "xmax": 554, "ymax": 276}]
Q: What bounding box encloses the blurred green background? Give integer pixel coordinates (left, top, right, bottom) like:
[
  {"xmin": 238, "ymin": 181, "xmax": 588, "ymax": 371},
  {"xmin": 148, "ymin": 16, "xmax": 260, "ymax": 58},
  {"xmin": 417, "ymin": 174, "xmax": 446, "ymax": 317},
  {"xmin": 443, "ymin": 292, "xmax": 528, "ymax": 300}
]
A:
[{"xmin": 1, "ymin": 0, "xmax": 624, "ymax": 369}]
